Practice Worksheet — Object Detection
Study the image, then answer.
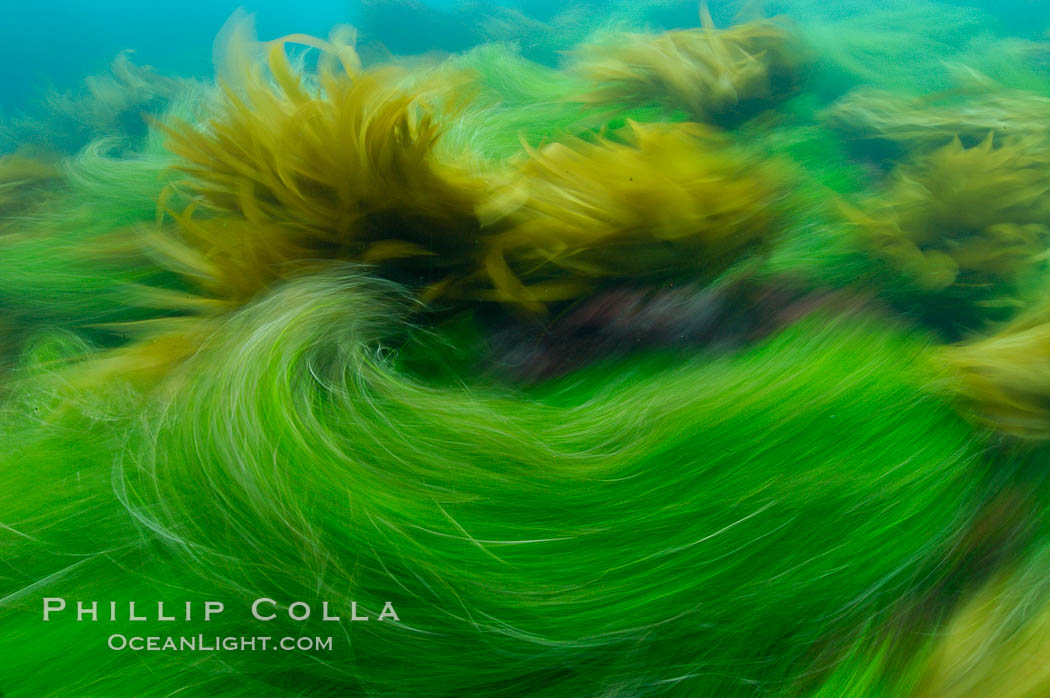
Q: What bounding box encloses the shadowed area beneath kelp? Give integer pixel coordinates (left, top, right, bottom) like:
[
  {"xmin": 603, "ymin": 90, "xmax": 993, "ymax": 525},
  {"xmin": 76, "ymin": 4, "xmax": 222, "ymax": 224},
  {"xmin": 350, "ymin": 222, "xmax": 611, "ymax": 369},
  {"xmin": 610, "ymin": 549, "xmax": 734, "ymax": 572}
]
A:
[{"xmin": 5, "ymin": 2, "xmax": 1050, "ymax": 697}]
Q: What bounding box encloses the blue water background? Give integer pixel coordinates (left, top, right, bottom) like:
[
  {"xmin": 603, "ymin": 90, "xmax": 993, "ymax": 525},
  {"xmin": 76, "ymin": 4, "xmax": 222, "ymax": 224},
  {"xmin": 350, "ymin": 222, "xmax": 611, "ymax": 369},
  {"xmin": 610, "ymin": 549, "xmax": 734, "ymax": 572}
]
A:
[{"xmin": 0, "ymin": 0, "xmax": 1048, "ymax": 112}]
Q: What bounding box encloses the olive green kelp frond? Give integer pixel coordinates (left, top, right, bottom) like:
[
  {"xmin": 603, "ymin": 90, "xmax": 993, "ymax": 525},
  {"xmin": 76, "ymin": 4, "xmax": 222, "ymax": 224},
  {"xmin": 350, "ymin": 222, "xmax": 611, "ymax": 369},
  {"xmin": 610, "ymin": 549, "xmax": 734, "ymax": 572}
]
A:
[
  {"xmin": 842, "ymin": 134, "xmax": 1050, "ymax": 330},
  {"xmin": 69, "ymin": 18, "xmax": 496, "ymax": 385},
  {"xmin": 140, "ymin": 18, "xmax": 791, "ymax": 324},
  {"xmin": 571, "ymin": 12, "xmax": 809, "ymax": 125},
  {"xmin": 942, "ymin": 304, "xmax": 1050, "ymax": 440},
  {"xmin": 63, "ymin": 17, "xmax": 788, "ymax": 387},
  {"xmin": 155, "ymin": 16, "xmax": 493, "ymax": 308},
  {"xmin": 909, "ymin": 564, "xmax": 1050, "ymax": 698},
  {"xmin": 0, "ymin": 149, "xmax": 62, "ymax": 229},
  {"xmin": 473, "ymin": 121, "xmax": 786, "ymax": 313},
  {"xmin": 806, "ymin": 529, "xmax": 1050, "ymax": 698},
  {"xmin": 825, "ymin": 85, "xmax": 1050, "ymax": 155}
]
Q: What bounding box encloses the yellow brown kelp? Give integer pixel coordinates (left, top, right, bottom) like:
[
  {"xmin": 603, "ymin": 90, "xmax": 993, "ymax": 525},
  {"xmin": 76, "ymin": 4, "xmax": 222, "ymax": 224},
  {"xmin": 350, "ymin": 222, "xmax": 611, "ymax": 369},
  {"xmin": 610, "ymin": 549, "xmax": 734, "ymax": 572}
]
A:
[
  {"xmin": 842, "ymin": 135, "xmax": 1050, "ymax": 322},
  {"xmin": 809, "ymin": 527, "xmax": 1050, "ymax": 697},
  {"xmin": 122, "ymin": 16, "xmax": 787, "ymax": 329},
  {"xmin": 911, "ymin": 575, "xmax": 1050, "ymax": 697},
  {"xmin": 55, "ymin": 11, "xmax": 791, "ymax": 393},
  {"xmin": 904, "ymin": 530, "xmax": 1050, "ymax": 698},
  {"xmin": 50, "ymin": 24, "xmax": 493, "ymax": 386},
  {"xmin": 941, "ymin": 304, "xmax": 1050, "ymax": 439},
  {"xmin": 825, "ymin": 84, "xmax": 1050, "ymax": 154},
  {"xmin": 473, "ymin": 121, "xmax": 785, "ymax": 313},
  {"xmin": 0, "ymin": 148, "xmax": 62, "ymax": 232},
  {"xmin": 153, "ymin": 18, "xmax": 494, "ymax": 308},
  {"xmin": 571, "ymin": 11, "xmax": 809, "ymax": 125}
]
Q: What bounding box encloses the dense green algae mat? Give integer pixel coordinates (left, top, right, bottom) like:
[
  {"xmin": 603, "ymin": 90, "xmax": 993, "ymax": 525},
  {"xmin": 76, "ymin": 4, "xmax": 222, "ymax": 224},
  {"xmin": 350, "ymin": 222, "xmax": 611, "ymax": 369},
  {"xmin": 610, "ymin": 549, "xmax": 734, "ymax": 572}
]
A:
[{"xmin": 6, "ymin": 4, "xmax": 1050, "ymax": 696}]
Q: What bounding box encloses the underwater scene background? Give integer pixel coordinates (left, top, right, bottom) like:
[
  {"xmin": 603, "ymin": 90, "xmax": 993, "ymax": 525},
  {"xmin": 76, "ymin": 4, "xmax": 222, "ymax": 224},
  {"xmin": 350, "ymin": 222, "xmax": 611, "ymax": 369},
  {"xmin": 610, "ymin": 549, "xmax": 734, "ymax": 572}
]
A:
[{"xmin": 5, "ymin": 0, "xmax": 1050, "ymax": 696}]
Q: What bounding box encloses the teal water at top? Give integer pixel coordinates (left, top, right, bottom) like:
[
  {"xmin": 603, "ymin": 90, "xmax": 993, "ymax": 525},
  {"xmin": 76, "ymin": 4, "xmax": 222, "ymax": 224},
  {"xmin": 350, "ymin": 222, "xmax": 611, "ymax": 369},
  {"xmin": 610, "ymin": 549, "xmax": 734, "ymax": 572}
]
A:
[{"xmin": 1, "ymin": 0, "xmax": 1045, "ymax": 112}]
